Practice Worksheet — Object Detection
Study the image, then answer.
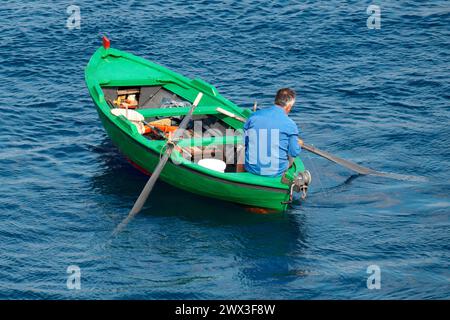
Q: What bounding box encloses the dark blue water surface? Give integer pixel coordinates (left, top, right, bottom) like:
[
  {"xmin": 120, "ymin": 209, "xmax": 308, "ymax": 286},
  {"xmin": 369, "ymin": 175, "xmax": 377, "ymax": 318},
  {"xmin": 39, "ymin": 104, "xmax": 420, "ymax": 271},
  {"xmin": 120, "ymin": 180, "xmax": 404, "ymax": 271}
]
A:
[{"xmin": 0, "ymin": 1, "xmax": 449, "ymax": 299}]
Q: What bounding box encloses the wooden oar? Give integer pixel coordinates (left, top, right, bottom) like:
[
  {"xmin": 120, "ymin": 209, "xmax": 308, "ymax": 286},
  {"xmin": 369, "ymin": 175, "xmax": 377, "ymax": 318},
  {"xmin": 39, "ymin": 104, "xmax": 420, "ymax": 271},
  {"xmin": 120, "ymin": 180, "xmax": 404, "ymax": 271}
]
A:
[
  {"xmin": 299, "ymin": 140, "xmax": 426, "ymax": 181},
  {"xmin": 112, "ymin": 92, "xmax": 204, "ymax": 236},
  {"xmin": 215, "ymin": 107, "xmax": 426, "ymax": 182}
]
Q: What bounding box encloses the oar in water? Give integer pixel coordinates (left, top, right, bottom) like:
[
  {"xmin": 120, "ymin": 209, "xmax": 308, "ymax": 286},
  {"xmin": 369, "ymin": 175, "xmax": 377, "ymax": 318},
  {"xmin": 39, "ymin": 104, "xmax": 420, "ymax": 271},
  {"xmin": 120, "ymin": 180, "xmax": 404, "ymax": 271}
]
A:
[
  {"xmin": 215, "ymin": 107, "xmax": 426, "ymax": 182},
  {"xmin": 112, "ymin": 92, "xmax": 204, "ymax": 236},
  {"xmin": 299, "ymin": 143, "xmax": 426, "ymax": 182}
]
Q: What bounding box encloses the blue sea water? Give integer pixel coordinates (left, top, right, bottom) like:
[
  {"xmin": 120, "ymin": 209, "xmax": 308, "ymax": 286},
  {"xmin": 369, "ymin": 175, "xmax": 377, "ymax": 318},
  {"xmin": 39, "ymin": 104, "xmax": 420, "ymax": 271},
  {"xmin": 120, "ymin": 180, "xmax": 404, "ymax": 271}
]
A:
[{"xmin": 0, "ymin": 0, "xmax": 449, "ymax": 299}]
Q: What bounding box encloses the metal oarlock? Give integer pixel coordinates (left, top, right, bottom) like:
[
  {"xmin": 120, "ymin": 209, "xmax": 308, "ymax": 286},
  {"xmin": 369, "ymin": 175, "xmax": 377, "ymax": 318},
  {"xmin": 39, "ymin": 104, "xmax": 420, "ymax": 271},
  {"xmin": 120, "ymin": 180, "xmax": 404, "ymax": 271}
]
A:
[{"xmin": 283, "ymin": 170, "xmax": 312, "ymax": 204}]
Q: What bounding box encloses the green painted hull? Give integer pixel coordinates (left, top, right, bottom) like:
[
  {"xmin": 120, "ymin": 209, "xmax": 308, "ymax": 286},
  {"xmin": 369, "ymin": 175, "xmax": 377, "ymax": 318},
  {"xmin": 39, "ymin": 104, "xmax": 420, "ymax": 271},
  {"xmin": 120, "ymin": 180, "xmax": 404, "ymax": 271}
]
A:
[{"xmin": 86, "ymin": 44, "xmax": 307, "ymax": 211}]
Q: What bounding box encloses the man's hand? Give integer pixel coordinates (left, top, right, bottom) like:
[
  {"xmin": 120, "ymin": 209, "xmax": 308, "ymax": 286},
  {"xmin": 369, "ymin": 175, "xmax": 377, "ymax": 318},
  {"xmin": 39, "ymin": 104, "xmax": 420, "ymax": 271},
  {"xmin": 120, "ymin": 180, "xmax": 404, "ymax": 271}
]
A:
[{"xmin": 298, "ymin": 138, "xmax": 304, "ymax": 147}]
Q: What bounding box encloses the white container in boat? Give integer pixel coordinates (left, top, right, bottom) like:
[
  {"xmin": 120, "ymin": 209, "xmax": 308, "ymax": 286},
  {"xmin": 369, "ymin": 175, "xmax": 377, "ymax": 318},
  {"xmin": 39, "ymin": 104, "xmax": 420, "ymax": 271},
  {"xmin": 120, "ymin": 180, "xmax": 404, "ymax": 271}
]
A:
[
  {"xmin": 198, "ymin": 158, "xmax": 226, "ymax": 173},
  {"xmin": 111, "ymin": 108, "xmax": 144, "ymax": 122}
]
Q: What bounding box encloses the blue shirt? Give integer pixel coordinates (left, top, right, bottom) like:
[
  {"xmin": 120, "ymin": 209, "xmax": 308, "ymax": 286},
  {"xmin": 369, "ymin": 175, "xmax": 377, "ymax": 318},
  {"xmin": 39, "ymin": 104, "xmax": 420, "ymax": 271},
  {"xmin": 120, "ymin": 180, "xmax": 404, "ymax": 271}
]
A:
[{"xmin": 244, "ymin": 105, "xmax": 301, "ymax": 177}]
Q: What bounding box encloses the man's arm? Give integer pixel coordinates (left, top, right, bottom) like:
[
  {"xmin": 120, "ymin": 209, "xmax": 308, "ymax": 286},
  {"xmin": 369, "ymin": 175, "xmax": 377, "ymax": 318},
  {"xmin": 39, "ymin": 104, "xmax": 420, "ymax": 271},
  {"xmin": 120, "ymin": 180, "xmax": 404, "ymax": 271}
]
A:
[{"xmin": 288, "ymin": 124, "xmax": 301, "ymax": 158}]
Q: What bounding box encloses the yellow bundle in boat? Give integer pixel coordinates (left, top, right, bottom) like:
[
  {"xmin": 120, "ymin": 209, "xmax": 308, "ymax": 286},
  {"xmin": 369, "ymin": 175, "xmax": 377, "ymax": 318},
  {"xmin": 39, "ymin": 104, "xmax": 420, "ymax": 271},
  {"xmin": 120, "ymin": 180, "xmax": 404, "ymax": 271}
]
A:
[{"xmin": 149, "ymin": 118, "xmax": 171, "ymax": 126}]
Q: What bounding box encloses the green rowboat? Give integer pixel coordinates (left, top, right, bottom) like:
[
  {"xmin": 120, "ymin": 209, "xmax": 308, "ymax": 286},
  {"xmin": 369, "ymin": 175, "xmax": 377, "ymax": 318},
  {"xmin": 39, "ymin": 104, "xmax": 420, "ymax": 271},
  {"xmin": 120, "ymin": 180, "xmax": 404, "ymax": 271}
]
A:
[{"xmin": 85, "ymin": 40, "xmax": 310, "ymax": 211}]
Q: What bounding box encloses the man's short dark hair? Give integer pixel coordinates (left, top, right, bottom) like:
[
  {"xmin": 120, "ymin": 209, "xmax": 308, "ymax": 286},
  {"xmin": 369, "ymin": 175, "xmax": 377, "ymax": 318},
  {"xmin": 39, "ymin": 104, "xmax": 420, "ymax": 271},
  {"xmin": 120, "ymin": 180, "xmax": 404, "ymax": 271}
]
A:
[{"xmin": 274, "ymin": 88, "xmax": 296, "ymax": 108}]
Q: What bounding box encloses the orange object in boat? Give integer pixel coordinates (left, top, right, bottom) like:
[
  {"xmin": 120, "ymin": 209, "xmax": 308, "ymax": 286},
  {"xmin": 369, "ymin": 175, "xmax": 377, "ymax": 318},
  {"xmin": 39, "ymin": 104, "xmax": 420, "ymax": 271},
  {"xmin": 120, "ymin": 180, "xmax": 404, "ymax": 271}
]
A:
[{"xmin": 151, "ymin": 124, "xmax": 178, "ymax": 133}]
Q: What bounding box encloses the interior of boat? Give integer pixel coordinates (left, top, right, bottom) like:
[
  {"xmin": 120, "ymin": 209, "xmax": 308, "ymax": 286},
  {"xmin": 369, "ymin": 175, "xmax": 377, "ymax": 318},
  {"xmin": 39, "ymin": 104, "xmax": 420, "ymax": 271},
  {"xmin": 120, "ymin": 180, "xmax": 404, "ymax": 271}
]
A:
[{"xmin": 102, "ymin": 85, "xmax": 245, "ymax": 173}]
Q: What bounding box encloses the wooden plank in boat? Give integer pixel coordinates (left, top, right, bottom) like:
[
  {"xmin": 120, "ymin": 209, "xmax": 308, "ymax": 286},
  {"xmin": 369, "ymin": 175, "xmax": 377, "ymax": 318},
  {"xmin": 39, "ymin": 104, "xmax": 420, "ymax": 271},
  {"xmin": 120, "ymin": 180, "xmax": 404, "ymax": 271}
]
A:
[{"xmin": 117, "ymin": 88, "xmax": 140, "ymax": 95}]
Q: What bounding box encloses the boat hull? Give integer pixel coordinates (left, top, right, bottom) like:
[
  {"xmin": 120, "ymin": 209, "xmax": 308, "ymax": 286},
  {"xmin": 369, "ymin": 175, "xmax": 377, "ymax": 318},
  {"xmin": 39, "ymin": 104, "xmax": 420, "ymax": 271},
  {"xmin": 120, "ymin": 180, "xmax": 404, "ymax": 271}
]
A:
[{"xmin": 85, "ymin": 45, "xmax": 307, "ymax": 212}]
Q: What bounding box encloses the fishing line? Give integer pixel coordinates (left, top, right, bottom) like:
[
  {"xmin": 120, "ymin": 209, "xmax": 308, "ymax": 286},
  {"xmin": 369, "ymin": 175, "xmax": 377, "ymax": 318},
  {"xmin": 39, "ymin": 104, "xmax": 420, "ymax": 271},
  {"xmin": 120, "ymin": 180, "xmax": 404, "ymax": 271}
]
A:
[{"xmin": 305, "ymin": 148, "xmax": 328, "ymax": 198}]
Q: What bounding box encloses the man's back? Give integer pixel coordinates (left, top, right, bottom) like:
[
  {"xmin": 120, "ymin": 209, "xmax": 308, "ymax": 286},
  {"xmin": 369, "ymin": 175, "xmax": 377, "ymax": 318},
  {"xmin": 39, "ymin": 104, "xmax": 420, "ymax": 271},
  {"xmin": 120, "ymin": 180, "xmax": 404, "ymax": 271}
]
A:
[{"xmin": 244, "ymin": 105, "xmax": 301, "ymax": 177}]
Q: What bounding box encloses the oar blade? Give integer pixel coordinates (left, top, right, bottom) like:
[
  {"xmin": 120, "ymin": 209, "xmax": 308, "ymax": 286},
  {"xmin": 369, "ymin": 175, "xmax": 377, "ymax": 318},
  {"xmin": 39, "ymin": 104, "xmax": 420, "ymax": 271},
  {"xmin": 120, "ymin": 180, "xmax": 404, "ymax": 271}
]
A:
[
  {"xmin": 302, "ymin": 143, "xmax": 427, "ymax": 182},
  {"xmin": 302, "ymin": 143, "xmax": 375, "ymax": 175},
  {"xmin": 112, "ymin": 152, "xmax": 171, "ymax": 236}
]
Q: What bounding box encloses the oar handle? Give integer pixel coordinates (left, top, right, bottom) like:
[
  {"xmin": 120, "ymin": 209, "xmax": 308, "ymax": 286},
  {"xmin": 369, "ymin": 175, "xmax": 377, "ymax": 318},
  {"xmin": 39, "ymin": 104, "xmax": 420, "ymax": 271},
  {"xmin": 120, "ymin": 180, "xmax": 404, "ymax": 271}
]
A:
[{"xmin": 216, "ymin": 107, "xmax": 246, "ymax": 122}]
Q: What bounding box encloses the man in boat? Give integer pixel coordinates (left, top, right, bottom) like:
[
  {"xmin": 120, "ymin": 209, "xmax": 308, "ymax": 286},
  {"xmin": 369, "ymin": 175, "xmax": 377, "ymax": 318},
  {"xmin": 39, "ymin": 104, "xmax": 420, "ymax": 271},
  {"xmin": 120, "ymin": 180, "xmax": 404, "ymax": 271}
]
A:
[{"xmin": 243, "ymin": 88, "xmax": 303, "ymax": 177}]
